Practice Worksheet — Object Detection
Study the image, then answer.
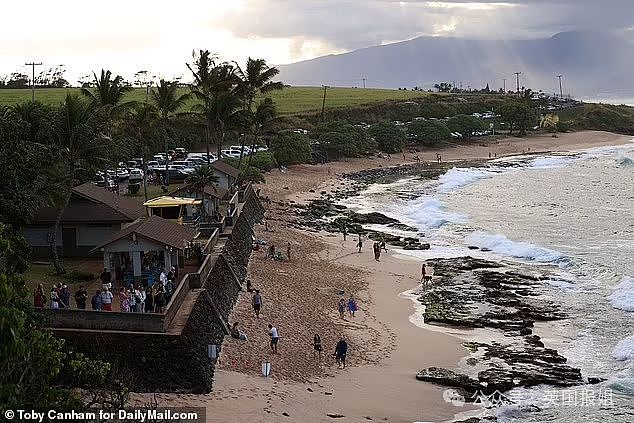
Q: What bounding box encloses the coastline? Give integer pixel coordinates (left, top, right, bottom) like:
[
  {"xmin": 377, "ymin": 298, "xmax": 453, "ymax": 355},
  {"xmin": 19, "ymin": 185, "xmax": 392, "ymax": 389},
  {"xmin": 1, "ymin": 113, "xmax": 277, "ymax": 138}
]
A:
[{"xmin": 133, "ymin": 130, "xmax": 632, "ymax": 422}]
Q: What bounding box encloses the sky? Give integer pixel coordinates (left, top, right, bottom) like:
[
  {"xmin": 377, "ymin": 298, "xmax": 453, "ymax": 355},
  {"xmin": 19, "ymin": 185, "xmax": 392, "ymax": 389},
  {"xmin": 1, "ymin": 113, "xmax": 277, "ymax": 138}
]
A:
[{"xmin": 1, "ymin": 0, "xmax": 632, "ymax": 85}]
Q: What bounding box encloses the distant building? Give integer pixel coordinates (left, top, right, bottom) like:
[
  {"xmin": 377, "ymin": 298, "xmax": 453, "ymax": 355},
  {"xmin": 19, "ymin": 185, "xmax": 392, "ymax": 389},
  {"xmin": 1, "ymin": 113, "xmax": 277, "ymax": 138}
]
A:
[
  {"xmin": 23, "ymin": 183, "xmax": 145, "ymax": 258},
  {"xmin": 169, "ymin": 185, "xmax": 228, "ymax": 218},
  {"xmin": 210, "ymin": 161, "xmax": 239, "ymax": 190}
]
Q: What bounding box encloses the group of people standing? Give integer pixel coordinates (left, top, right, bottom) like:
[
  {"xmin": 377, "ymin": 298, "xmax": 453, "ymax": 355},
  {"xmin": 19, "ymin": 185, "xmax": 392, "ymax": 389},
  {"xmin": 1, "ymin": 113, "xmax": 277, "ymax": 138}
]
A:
[
  {"xmin": 34, "ymin": 266, "xmax": 177, "ymax": 314},
  {"xmin": 338, "ymin": 295, "xmax": 358, "ymax": 319},
  {"xmin": 34, "ymin": 283, "xmax": 89, "ymax": 310}
]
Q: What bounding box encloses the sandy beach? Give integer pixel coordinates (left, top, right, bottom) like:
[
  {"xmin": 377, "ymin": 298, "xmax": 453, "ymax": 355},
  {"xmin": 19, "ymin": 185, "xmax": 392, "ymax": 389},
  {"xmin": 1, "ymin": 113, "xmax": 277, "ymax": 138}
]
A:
[{"xmin": 134, "ymin": 130, "xmax": 632, "ymax": 422}]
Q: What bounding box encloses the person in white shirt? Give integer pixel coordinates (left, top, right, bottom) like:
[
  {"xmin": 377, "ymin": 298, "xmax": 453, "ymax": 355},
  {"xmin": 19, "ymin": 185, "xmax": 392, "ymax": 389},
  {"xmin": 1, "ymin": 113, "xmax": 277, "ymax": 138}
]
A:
[
  {"xmin": 268, "ymin": 324, "xmax": 279, "ymax": 354},
  {"xmin": 135, "ymin": 286, "xmax": 145, "ymax": 313},
  {"xmin": 160, "ymin": 270, "xmax": 168, "ymax": 287},
  {"xmin": 100, "ymin": 288, "xmax": 114, "ymax": 311}
]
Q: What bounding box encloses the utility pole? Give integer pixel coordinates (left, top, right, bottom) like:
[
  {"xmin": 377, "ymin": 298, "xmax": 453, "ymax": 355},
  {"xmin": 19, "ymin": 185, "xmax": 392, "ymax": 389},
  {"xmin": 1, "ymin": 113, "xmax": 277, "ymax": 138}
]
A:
[
  {"xmin": 514, "ymin": 72, "xmax": 522, "ymax": 94},
  {"xmin": 556, "ymin": 74, "xmax": 563, "ymax": 99},
  {"xmin": 321, "ymin": 85, "xmax": 329, "ymax": 121},
  {"xmin": 25, "ymin": 61, "xmax": 42, "ymax": 101},
  {"xmin": 362, "ymin": 77, "xmax": 366, "ymax": 89},
  {"xmin": 502, "ymin": 78, "xmax": 506, "ymax": 93}
]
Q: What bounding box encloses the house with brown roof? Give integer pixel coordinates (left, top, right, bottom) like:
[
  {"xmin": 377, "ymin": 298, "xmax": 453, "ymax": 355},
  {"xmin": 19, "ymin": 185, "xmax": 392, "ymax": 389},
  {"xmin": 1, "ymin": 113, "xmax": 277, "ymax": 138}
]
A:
[
  {"xmin": 210, "ymin": 161, "xmax": 239, "ymax": 190},
  {"xmin": 92, "ymin": 215, "xmax": 196, "ymax": 281},
  {"xmin": 169, "ymin": 184, "xmax": 228, "ymax": 218},
  {"xmin": 23, "ymin": 182, "xmax": 146, "ymax": 258}
]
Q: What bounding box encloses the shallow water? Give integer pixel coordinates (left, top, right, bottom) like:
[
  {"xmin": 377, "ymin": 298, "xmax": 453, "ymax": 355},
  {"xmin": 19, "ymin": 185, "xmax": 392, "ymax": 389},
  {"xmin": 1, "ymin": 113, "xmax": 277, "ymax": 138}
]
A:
[{"xmin": 341, "ymin": 140, "xmax": 634, "ymax": 422}]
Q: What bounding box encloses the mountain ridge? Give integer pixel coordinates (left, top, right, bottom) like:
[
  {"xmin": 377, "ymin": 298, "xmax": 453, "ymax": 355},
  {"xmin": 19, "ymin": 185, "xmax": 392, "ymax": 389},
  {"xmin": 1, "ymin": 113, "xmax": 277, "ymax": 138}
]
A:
[{"xmin": 277, "ymin": 30, "xmax": 633, "ymax": 97}]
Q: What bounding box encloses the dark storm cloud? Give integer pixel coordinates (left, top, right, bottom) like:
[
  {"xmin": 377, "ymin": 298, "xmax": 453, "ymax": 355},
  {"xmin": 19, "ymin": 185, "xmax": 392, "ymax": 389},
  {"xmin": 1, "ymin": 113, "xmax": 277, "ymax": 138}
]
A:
[{"xmin": 220, "ymin": 0, "xmax": 634, "ymax": 56}]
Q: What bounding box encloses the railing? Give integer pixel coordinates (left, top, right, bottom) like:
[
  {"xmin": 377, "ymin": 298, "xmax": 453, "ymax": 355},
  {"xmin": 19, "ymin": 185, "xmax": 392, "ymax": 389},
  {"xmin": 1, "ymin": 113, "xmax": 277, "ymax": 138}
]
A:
[{"xmin": 35, "ymin": 187, "xmax": 255, "ymax": 333}]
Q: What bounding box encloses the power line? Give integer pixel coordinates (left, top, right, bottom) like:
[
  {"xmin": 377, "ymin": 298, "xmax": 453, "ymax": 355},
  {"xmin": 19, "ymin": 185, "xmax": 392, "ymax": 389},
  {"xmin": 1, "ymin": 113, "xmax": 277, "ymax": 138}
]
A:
[
  {"xmin": 362, "ymin": 77, "xmax": 366, "ymax": 89},
  {"xmin": 502, "ymin": 78, "xmax": 506, "ymax": 93},
  {"xmin": 556, "ymin": 74, "xmax": 564, "ymax": 98},
  {"xmin": 25, "ymin": 61, "xmax": 42, "ymax": 101}
]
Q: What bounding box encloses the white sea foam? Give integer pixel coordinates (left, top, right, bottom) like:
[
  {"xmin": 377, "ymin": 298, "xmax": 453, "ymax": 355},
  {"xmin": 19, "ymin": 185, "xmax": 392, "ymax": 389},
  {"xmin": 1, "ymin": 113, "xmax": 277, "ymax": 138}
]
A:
[
  {"xmin": 607, "ymin": 368, "xmax": 634, "ymax": 396},
  {"xmin": 608, "ymin": 276, "xmax": 634, "ymax": 312},
  {"xmin": 527, "ymin": 155, "xmax": 577, "ymax": 169},
  {"xmin": 612, "ymin": 335, "xmax": 634, "ymax": 361},
  {"xmin": 616, "ymin": 156, "xmax": 634, "ymax": 166},
  {"xmin": 404, "ymin": 197, "xmax": 465, "ymax": 229},
  {"xmin": 437, "ymin": 167, "xmax": 497, "ymax": 193},
  {"xmin": 466, "ymin": 232, "xmax": 568, "ymax": 265}
]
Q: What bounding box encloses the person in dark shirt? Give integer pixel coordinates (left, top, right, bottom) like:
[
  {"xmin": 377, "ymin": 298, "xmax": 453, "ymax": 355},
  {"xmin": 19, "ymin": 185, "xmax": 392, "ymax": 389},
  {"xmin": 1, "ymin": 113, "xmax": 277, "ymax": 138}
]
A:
[
  {"xmin": 334, "ymin": 336, "xmax": 348, "ymax": 369},
  {"xmin": 91, "ymin": 290, "xmax": 102, "ymax": 310},
  {"xmin": 74, "ymin": 286, "xmax": 88, "ymax": 309}
]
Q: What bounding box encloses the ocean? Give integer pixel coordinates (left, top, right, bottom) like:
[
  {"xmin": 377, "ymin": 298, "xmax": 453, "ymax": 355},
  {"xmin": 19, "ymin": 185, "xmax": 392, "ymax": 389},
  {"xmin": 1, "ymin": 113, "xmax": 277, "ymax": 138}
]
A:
[{"xmin": 341, "ymin": 140, "xmax": 634, "ymax": 422}]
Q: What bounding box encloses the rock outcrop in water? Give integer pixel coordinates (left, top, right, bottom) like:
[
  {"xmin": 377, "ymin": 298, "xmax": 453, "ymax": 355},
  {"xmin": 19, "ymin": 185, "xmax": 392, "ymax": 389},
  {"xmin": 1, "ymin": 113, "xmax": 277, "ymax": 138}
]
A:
[
  {"xmin": 290, "ymin": 197, "xmax": 430, "ymax": 250},
  {"xmin": 416, "ymin": 257, "xmax": 583, "ymax": 398}
]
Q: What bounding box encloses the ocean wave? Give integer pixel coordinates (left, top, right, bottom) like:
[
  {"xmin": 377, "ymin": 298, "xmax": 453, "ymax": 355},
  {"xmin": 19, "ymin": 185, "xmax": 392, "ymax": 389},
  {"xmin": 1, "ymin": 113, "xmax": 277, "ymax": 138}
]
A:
[
  {"xmin": 437, "ymin": 167, "xmax": 496, "ymax": 193},
  {"xmin": 466, "ymin": 232, "xmax": 568, "ymax": 265},
  {"xmin": 527, "ymin": 155, "xmax": 577, "ymax": 169},
  {"xmin": 616, "ymin": 156, "xmax": 634, "ymax": 166},
  {"xmin": 607, "ymin": 368, "xmax": 634, "ymax": 396},
  {"xmin": 404, "ymin": 197, "xmax": 465, "ymax": 229},
  {"xmin": 612, "ymin": 335, "xmax": 634, "ymax": 361},
  {"xmin": 608, "ymin": 276, "xmax": 634, "ymax": 312}
]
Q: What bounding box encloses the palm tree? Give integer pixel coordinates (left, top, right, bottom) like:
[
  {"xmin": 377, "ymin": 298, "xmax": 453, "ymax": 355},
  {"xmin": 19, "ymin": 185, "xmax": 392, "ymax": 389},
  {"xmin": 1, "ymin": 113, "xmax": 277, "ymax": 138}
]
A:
[
  {"xmin": 122, "ymin": 104, "xmax": 159, "ymax": 200},
  {"xmin": 234, "ymin": 58, "xmax": 283, "ymax": 167},
  {"xmin": 185, "ymin": 165, "xmax": 218, "ymax": 221},
  {"xmin": 187, "ymin": 50, "xmax": 241, "ymax": 162},
  {"xmin": 81, "ymin": 69, "xmax": 134, "ymax": 130},
  {"xmin": 150, "ymin": 79, "xmax": 190, "ymax": 185},
  {"xmin": 247, "ymin": 98, "xmax": 277, "ymax": 167},
  {"xmin": 49, "ymin": 94, "xmax": 109, "ymax": 273}
]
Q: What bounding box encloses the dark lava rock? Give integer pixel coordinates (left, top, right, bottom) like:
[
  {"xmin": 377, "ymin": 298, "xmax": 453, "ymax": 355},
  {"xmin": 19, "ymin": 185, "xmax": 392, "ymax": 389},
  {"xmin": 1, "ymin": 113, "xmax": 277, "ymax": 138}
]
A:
[
  {"xmin": 416, "ymin": 367, "xmax": 481, "ymax": 392},
  {"xmin": 587, "ymin": 377, "xmax": 607, "ymax": 384},
  {"xmin": 348, "ymin": 212, "xmax": 399, "ymax": 225},
  {"xmin": 326, "ymin": 414, "xmax": 345, "ymax": 418}
]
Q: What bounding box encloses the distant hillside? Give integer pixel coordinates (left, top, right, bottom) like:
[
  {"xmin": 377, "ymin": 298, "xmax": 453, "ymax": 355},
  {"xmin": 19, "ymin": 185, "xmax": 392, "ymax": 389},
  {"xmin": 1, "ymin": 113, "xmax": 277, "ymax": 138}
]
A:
[{"xmin": 278, "ymin": 30, "xmax": 634, "ymax": 98}]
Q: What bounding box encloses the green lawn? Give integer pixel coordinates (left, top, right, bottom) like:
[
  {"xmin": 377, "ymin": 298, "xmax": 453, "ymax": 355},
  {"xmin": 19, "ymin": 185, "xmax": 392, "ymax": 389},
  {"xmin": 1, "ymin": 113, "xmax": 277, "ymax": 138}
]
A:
[{"xmin": 0, "ymin": 86, "xmax": 429, "ymax": 115}]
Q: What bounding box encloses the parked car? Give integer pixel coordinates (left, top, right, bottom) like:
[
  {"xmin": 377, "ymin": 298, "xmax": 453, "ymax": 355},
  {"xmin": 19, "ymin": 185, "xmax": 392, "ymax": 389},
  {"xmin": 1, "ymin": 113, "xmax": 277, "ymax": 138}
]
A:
[
  {"xmin": 174, "ymin": 147, "xmax": 188, "ymax": 158},
  {"xmin": 116, "ymin": 168, "xmax": 130, "ymax": 180},
  {"xmin": 128, "ymin": 168, "xmax": 144, "ymax": 182},
  {"xmin": 146, "ymin": 161, "xmax": 160, "ymax": 171},
  {"xmin": 93, "ymin": 174, "xmax": 108, "ymax": 187},
  {"xmin": 252, "ymin": 145, "xmax": 269, "ymax": 153},
  {"xmin": 127, "ymin": 160, "xmax": 139, "ymax": 169},
  {"xmin": 168, "ymin": 164, "xmax": 194, "ymax": 175},
  {"xmin": 172, "ymin": 161, "xmax": 195, "ymax": 172},
  {"xmin": 221, "ymin": 149, "xmax": 241, "ymax": 158},
  {"xmin": 166, "ymin": 168, "xmax": 189, "ymax": 181}
]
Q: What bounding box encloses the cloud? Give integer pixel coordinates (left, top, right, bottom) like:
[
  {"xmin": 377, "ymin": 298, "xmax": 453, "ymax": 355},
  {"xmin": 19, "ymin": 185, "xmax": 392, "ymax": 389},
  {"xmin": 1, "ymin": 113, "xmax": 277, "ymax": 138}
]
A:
[{"xmin": 217, "ymin": 0, "xmax": 634, "ymax": 62}]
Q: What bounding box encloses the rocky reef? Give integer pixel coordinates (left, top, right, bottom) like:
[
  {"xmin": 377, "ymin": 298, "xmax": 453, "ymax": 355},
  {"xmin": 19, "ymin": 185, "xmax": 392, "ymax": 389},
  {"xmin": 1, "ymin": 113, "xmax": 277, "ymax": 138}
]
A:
[{"xmin": 416, "ymin": 257, "xmax": 585, "ymax": 400}]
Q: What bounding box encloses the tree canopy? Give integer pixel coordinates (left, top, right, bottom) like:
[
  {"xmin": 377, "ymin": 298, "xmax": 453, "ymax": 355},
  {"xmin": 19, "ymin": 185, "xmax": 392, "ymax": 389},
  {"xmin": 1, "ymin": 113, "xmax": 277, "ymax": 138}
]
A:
[{"xmin": 368, "ymin": 122, "xmax": 405, "ymax": 153}]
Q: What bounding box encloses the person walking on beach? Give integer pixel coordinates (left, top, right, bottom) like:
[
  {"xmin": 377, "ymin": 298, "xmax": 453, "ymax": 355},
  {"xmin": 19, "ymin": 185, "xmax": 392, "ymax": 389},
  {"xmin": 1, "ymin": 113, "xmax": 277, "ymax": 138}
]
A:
[
  {"xmin": 286, "ymin": 241, "xmax": 292, "ymax": 261},
  {"xmin": 313, "ymin": 334, "xmax": 323, "ymax": 360},
  {"xmin": 119, "ymin": 287, "xmax": 130, "ymax": 312},
  {"xmin": 347, "ymin": 295, "xmax": 358, "ymax": 317},
  {"xmin": 334, "ymin": 336, "xmax": 348, "ymax": 369},
  {"xmin": 421, "ymin": 263, "xmax": 427, "ymax": 282},
  {"xmin": 373, "ymin": 242, "xmax": 381, "ymax": 261},
  {"xmin": 357, "ymin": 234, "xmax": 363, "ymax": 253},
  {"xmin": 380, "ymin": 240, "xmax": 387, "ymax": 252},
  {"xmin": 342, "ymin": 224, "xmax": 348, "ymax": 241},
  {"xmin": 338, "ymin": 298, "xmax": 346, "ymax": 319},
  {"xmin": 268, "ymin": 324, "xmax": 279, "ymax": 354},
  {"xmin": 253, "ymin": 289, "xmax": 263, "ymax": 318}
]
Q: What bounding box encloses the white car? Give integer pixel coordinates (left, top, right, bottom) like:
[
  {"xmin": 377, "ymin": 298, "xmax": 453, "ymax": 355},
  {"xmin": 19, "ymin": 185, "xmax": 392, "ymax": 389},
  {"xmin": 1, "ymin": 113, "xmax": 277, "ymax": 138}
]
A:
[
  {"xmin": 252, "ymin": 145, "xmax": 269, "ymax": 153},
  {"xmin": 116, "ymin": 168, "xmax": 130, "ymax": 180},
  {"xmin": 145, "ymin": 161, "xmax": 159, "ymax": 171},
  {"xmin": 168, "ymin": 164, "xmax": 194, "ymax": 174},
  {"xmin": 221, "ymin": 149, "xmax": 241, "ymax": 158},
  {"xmin": 128, "ymin": 168, "xmax": 144, "ymax": 182},
  {"xmin": 230, "ymin": 145, "xmax": 252, "ymax": 154}
]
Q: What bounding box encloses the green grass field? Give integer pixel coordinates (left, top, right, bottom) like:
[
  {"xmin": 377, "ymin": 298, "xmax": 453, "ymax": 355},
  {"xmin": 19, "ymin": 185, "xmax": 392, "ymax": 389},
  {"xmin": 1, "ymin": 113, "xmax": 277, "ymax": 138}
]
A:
[{"xmin": 0, "ymin": 86, "xmax": 428, "ymax": 115}]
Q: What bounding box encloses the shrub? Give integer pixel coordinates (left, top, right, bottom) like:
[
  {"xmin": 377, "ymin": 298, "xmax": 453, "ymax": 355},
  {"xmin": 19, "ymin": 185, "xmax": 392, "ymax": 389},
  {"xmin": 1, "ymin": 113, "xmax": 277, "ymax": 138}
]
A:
[
  {"xmin": 446, "ymin": 114, "xmax": 486, "ymax": 140},
  {"xmin": 556, "ymin": 120, "xmax": 571, "ymax": 133},
  {"xmin": 271, "ymin": 130, "xmax": 313, "ymax": 165},
  {"xmin": 249, "ymin": 151, "xmax": 277, "ymax": 171},
  {"xmin": 314, "ymin": 121, "xmax": 377, "ymax": 158},
  {"xmin": 368, "ymin": 122, "xmax": 405, "ymax": 153},
  {"xmin": 408, "ymin": 120, "xmax": 450, "ymax": 146},
  {"xmin": 238, "ymin": 166, "xmax": 265, "ymax": 183}
]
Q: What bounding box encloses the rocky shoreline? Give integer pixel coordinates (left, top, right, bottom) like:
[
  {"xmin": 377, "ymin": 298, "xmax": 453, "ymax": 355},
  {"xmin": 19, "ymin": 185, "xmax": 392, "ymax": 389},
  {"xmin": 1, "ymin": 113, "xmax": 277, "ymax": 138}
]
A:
[
  {"xmin": 415, "ymin": 256, "xmax": 606, "ymax": 418},
  {"xmin": 284, "ymin": 160, "xmax": 596, "ymax": 421}
]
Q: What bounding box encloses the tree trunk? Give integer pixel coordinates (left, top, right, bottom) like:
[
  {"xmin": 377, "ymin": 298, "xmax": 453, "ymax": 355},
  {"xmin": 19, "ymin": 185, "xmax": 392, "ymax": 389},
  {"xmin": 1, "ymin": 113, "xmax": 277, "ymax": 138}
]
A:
[
  {"xmin": 51, "ymin": 186, "xmax": 73, "ymax": 274},
  {"xmin": 247, "ymin": 129, "xmax": 259, "ymax": 168},
  {"xmin": 237, "ymin": 132, "xmax": 248, "ymax": 170},
  {"xmin": 205, "ymin": 124, "xmax": 212, "ymax": 165},
  {"xmin": 163, "ymin": 125, "xmax": 170, "ymax": 186}
]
